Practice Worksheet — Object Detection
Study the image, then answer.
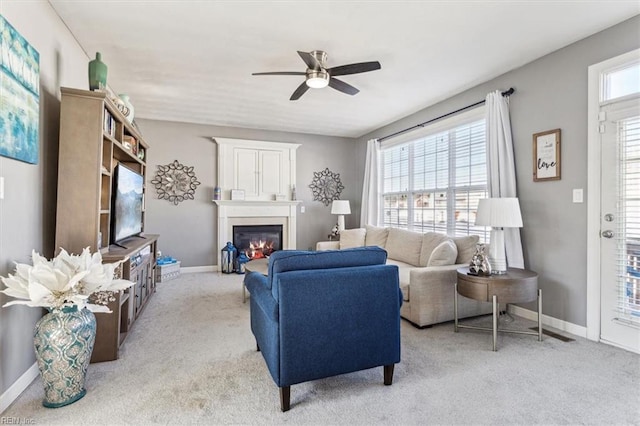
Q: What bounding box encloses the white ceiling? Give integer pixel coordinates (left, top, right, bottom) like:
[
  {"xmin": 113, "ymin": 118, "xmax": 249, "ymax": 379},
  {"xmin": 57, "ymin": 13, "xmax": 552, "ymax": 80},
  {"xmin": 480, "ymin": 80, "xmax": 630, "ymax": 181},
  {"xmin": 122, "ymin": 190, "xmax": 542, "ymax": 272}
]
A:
[{"xmin": 49, "ymin": 1, "xmax": 639, "ymax": 138}]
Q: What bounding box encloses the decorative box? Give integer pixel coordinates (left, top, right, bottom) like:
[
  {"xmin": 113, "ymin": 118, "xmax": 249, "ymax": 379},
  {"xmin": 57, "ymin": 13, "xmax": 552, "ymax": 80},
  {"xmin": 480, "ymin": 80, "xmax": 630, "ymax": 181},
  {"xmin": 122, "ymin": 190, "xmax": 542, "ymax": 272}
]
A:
[{"xmin": 156, "ymin": 261, "xmax": 181, "ymax": 282}]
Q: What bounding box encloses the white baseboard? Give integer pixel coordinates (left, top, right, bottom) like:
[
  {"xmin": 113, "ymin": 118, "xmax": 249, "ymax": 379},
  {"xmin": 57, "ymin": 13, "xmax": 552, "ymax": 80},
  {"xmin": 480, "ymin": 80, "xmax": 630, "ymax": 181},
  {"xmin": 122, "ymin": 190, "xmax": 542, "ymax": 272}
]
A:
[
  {"xmin": 180, "ymin": 265, "xmax": 216, "ymax": 273},
  {"xmin": 0, "ymin": 362, "xmax": 38, "ymax": 414},
  {"xmin": 508, "ymin": 304, "xmax": 587, "ymax": 339}
]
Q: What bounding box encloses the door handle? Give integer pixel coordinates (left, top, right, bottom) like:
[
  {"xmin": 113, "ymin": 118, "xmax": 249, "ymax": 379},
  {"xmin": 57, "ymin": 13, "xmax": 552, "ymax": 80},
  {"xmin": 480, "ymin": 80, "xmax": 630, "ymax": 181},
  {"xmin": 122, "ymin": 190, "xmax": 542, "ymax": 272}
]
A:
[{"xmin": 601, "ymin": 230, "xmax": 614, "ymax": 239}]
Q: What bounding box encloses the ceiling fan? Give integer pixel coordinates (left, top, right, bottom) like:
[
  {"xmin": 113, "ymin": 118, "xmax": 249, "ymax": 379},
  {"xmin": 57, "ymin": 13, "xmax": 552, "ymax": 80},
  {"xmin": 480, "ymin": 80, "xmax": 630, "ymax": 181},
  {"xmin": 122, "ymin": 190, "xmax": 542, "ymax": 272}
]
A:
[{"xmin": 252, "ymin": 50, "xmax": 381, "ymax": 101}]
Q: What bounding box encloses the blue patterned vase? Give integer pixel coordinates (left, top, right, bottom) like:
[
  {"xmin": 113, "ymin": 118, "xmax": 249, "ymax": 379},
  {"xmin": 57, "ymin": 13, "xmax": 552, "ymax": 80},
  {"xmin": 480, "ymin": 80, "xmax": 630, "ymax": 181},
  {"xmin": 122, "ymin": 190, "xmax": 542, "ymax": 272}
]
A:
[{"xmin": 33, "ymin": 306, "xmax": 96, "ymax": 408}]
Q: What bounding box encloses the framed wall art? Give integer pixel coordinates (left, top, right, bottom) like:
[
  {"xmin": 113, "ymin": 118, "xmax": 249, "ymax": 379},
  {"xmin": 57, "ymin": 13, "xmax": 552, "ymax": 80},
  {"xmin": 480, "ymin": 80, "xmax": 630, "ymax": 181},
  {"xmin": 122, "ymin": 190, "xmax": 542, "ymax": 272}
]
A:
[
  {"xmin": 533, "ymin": 128, "xmax": 561, "ymax": 182},
  {"xmin": 0, "ymin": 15, "xmax": 40, "ymax": 164}
]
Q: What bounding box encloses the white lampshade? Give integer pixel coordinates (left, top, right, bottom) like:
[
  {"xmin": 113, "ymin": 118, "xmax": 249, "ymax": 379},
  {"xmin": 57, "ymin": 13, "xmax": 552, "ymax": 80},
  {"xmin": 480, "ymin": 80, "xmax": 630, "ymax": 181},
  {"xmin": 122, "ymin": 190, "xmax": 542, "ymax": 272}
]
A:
[
  {"xmin": 475, "ymin": 198, "xmax": 523, "ymax": 228},
  {"xmin": 331, "ymin": 200, "xmax": 351, "ymax": 233},
  {"xmin": 475, "ymin": 197, "xmax": 523, "ymax": 274},
  {"xmin": 331, "ymin": 200, "xmax": 351, "ymax": 215}
]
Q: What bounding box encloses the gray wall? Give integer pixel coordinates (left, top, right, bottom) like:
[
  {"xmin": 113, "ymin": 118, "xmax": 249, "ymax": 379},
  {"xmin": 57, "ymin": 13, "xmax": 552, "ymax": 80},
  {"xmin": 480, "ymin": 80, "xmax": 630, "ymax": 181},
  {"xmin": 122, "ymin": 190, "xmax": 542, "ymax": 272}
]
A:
[
  {"xmin": 136, "ymin": 119, "xmax": 357, "ymax": 267},
  {"xmin": 356, "ymin": 15, "xmax": 640, "ymax": 327},
  {"xmin": 0, "ymin": 2, "xmax": 89, "ymax": 398}
]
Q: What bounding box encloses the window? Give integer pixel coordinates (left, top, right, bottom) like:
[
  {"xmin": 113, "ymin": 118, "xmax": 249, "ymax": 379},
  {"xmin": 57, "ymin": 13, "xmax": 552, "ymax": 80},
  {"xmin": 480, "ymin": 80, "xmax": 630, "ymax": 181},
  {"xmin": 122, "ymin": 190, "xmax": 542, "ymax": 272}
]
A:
[
  {"xmin": 380, "ymin": 108, "xmax": 488, "ymax": 241},
  {"xmin": 602, "ymin": 61, "xmax": 640, "ymax": 102}
]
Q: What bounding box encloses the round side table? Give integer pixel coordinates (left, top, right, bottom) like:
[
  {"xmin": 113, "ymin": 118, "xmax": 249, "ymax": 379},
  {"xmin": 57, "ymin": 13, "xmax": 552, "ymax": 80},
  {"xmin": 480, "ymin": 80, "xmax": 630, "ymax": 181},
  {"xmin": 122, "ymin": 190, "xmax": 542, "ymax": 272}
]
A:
[{"xmin": 455, "ymin": 267, "xmax": 541, "ymax": 351}]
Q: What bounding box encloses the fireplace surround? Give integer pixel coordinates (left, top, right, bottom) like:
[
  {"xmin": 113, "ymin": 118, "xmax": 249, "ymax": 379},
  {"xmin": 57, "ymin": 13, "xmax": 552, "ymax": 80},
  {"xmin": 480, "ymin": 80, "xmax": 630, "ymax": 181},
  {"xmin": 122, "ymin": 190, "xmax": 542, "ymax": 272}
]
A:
[{"xmin": 214, "ymin": 200, "xmax": 299, "ymax": 271}]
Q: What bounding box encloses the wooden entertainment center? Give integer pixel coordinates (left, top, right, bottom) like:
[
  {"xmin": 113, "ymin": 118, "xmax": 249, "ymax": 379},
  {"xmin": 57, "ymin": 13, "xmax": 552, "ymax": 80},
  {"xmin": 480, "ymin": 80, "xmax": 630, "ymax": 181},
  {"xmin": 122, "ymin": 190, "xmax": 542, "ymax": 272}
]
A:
[{"xmin": 55, "ymin": 87, "xmax": 158, "ymax": 363}]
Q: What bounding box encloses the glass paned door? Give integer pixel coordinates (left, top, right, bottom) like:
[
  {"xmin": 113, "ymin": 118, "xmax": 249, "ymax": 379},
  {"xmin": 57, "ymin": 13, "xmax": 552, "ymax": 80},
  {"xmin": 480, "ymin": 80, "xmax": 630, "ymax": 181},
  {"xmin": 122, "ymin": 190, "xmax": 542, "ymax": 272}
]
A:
[{"xmin": 600, "ymin": 98, "xmax": 640, "ymax": 353}]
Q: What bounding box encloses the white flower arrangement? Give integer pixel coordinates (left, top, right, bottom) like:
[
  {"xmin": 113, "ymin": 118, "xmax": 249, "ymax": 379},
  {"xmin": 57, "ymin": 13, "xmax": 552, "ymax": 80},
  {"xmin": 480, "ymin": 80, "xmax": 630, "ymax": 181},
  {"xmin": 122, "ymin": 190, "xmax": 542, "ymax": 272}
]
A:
[{"xmin": 1, "ymin": 247, "xmax": 135, "ymax": 313}]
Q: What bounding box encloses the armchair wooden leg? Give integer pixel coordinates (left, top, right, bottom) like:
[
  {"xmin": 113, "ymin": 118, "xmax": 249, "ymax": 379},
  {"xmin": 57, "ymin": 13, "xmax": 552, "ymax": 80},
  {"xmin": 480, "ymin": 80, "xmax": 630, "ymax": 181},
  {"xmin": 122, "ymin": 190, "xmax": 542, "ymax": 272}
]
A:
[
  {"xmin": 280, "ymin": 386, "xmax": 291, "ymax": 412},
  {"xmin": 384, "ymin": 364, "xmax": 394, "ymax": 385}
]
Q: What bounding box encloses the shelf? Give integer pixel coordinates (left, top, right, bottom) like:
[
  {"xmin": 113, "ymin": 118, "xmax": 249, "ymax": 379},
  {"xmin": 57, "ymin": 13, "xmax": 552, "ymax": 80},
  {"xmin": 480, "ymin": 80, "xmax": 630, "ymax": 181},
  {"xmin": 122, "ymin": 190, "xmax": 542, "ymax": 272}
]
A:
[
  {"xmin": 103, "ymin": 132, "xmax": 117, "ymax": 145},
  {"xmin": 57, "ymin": 87, "xmax": 155, "ymax": 364}
]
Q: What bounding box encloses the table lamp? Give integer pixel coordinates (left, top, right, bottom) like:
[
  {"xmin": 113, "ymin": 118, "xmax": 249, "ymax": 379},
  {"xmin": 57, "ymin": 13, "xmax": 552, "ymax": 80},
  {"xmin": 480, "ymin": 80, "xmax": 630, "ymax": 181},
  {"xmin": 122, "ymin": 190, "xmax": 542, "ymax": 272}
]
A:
[
  {"xmin": 331, "ymin": 200, "xmax": 351, "ymax": 233},
  {"xmin": 475, "ymin": 198, "xmax": 523, "ymax": 274}
]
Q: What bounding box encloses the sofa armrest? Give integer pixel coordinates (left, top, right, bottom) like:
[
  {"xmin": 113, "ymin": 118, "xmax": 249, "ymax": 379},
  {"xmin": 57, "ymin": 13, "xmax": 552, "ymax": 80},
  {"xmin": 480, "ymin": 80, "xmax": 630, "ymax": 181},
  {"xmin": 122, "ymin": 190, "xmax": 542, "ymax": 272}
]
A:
[
  {"xmin": 316, "ymin": 241, "xmax": 340, "ymax": 251},
  {"xmin": 244, "ymin": 272, "xmax": 278, "ymax": 321},
  {"xmin": 408, "ymin": 263, "xmax": 463, "ymax": 283}
]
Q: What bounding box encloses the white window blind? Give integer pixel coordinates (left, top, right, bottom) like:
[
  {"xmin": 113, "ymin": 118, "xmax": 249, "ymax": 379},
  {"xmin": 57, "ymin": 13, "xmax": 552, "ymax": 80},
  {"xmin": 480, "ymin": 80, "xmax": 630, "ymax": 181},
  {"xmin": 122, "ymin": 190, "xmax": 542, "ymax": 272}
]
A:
[
  {"xmin": 617, "ymin": 115, "xmax": 640, "ymax": 323},
  {"xmin": 380, "ymin": 110, "xmax": 489, "ymax": 241}
]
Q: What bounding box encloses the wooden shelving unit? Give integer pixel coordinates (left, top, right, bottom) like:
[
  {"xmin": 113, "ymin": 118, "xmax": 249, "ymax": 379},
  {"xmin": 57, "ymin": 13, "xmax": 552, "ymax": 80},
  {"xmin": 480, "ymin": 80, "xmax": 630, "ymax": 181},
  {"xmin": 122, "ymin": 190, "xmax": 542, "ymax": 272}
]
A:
[{"xmin": 55, "ymin": 87, "xmax": 158, "ymax": 363}]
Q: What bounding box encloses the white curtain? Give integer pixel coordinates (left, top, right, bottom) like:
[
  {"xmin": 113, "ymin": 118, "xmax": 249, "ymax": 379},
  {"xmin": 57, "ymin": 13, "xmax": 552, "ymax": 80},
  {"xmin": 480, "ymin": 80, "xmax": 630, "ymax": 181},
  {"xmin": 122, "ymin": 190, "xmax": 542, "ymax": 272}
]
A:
[
  {"xmin": 485, "ymin": 91, "xmax": 524, "ymax": 268},
  {"xmin": 360, "ymin": 139, "xmax": 380, "ymax": 226}
]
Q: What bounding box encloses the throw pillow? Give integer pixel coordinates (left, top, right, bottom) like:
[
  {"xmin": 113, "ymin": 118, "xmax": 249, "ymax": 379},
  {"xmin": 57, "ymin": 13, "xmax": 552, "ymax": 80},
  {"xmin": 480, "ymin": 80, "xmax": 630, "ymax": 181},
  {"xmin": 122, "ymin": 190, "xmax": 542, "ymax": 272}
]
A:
[
  {"xmin": 339, "ymin": 228, "xmax": 366, "ymax": 249},
  {"xmin": 385, "ymin": 228, "xmax": 423, "ymax": 266},
  {"xmin": 365, "ymin": 225, "xmax": 389, "ymax": 248},
  {"xmin": 419, "ymin": 232, "xmax": 451, "ymax": 266},
  {"xmin": 452, "ymin": 235, "xmax": 480, "ymax": 264},
  {"xmin": 427, "ymin": 240, "xmax": 458, "ymax": 266}
]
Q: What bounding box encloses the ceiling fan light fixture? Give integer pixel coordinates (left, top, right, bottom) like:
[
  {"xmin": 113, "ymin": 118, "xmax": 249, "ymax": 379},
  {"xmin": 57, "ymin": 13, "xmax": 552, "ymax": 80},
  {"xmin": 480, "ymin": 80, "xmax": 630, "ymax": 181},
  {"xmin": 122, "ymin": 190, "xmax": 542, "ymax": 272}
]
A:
[{"xmin": 306, "ymin": 70, "xmax": 329, "ymax": 89}]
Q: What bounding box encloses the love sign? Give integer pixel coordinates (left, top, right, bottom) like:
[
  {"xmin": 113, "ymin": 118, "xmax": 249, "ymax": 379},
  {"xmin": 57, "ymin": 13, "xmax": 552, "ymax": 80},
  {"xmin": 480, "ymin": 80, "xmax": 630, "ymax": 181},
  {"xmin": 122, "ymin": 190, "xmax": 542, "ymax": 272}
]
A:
[{"xmin": 533, "ymin": 129, "xmax": 561, "ymax": 181}]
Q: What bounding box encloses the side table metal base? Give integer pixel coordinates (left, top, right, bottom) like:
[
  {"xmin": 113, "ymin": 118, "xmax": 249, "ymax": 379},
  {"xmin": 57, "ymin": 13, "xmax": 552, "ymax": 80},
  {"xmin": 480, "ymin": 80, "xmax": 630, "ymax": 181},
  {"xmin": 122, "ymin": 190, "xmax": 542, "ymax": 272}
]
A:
[{"xmin": 455, "ymin": 284, "xmax": 543, "ymax": 351}]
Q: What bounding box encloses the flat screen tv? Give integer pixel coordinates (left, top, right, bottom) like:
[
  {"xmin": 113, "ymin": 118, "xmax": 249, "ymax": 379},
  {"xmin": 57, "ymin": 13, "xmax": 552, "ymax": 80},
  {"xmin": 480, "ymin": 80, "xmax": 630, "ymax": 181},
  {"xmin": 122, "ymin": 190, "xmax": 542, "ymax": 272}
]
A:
[{"xmin": 111, "ymin": 163, "xmax": 144, "ymax": 244}]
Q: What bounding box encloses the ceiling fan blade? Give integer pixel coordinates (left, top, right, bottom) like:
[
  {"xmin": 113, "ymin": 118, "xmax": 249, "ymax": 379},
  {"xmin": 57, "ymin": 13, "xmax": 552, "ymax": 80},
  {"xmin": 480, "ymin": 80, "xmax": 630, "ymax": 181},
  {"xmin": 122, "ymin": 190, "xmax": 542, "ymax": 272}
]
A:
[
  {"xmin": 328, "ymin": 61, "xmax": 381, "ymax": 76},
  {"xmin": 297, "ymin": 51, "xmax": 321, "ymax": 70},
  {"xmin": 290, "ymin": 81, "xmax": 310, "ymax": 100},
  {"xmin": 252, "ymin": 72, "xmax": 306, "ymax": 76},
  {"xmin": 329, "ymin": 78, "xmax": 359, "ymax": 96}
]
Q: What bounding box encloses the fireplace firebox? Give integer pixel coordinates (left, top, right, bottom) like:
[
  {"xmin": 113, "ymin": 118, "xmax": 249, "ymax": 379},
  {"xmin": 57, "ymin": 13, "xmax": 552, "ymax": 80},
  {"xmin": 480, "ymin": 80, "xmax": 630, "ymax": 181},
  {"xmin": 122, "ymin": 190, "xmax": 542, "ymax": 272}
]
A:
[{"xmin": 233, "ymin": 225, "xmax": 283, "ymax": 260}]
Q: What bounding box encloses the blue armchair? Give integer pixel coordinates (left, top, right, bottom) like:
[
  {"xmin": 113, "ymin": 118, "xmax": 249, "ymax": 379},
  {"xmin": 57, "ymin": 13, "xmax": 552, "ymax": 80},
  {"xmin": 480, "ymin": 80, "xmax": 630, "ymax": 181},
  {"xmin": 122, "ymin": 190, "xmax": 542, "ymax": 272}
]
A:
[{"xmin": 244, "ymin": 246, "xmax": 402, "ymax": 411}]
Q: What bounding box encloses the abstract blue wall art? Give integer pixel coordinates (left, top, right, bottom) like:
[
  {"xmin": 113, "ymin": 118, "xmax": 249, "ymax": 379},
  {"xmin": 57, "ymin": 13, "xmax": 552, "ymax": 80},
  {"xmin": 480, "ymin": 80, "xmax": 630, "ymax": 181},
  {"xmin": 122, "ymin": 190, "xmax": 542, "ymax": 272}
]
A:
[{"xmin": 0, "ymin": 15, "xmax": 40, "ymax": 164}]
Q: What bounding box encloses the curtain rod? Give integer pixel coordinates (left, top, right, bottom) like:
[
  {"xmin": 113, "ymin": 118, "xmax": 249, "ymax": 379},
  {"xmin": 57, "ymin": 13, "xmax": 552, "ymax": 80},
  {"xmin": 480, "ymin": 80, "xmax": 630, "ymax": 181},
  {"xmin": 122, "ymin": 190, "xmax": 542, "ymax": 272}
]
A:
[{"xmin": 378, "ymin": 88, "xmax": 515, "ymax": 143}]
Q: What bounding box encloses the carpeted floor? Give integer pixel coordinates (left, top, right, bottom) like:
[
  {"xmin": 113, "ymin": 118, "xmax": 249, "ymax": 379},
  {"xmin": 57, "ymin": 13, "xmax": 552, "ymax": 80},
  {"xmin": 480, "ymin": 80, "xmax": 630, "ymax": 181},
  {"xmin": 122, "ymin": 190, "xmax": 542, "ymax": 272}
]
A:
[{"xmin": 4, "ymin": 272, "xmax": 639, "ymax": 425}]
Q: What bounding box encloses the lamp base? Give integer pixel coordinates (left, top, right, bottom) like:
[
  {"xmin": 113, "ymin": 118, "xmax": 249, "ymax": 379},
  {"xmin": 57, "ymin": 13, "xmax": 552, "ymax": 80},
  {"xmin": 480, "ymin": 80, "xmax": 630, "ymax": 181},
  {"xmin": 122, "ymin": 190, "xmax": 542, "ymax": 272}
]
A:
[
  {"xmin": 337, "ymin": 215, "xmax": 345, "ymax": 233},
  {"xmin": 489, "ymin": 228, "xmax": 507, "ymax": 274}
]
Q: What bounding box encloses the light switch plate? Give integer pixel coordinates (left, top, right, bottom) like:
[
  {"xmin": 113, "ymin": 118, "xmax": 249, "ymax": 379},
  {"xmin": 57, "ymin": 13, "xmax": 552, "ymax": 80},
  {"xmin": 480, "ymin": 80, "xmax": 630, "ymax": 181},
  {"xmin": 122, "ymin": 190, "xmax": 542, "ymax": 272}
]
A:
[
  {"xmin": 0, "ymin": 176, "xmax": 4, "ymax": 200},
  {"xmin": 573, "ymin": 188, "xmax": 583, "ymax": 203}
]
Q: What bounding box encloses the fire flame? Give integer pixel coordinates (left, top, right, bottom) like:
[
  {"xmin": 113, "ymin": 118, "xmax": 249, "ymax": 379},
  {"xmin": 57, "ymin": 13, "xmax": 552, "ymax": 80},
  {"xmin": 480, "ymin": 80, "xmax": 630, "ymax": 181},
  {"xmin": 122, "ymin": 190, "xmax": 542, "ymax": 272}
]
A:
[{"xmin": 245, "ymin": 240, "xmax": 275, "ymax": 259}]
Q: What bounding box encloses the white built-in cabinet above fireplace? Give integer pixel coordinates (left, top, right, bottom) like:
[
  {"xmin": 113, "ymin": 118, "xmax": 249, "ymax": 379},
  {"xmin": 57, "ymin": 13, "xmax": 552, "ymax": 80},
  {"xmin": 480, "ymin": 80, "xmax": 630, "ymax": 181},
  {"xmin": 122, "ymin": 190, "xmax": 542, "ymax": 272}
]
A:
[
  {"xmin": 212, "ymin": 138, "xmax": 301, "ymax": 269},
  {"xmin": 213, "ymin": 138, "xmax": 300, "ymax": 201}
]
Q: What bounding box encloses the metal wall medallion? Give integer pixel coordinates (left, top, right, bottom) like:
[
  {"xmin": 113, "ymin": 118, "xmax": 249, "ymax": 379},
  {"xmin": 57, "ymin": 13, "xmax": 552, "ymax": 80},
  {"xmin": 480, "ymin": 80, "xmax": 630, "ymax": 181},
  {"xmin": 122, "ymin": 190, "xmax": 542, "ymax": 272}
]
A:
[
  {"xmin": 309, "ymin": 167, "xmax": 344, "ymax": 206},
  {"xmin": 151, "ymin": 160, "xmax": 201, "ymax": 205}
]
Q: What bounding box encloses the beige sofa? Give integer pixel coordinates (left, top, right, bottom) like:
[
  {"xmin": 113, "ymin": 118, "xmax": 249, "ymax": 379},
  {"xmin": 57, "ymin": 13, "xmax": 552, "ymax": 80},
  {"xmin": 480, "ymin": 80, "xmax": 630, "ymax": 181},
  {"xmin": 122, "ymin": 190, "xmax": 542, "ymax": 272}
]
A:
[{"xmin": 316, "ymin": 225, "xmax": 492, "ymax": 328}]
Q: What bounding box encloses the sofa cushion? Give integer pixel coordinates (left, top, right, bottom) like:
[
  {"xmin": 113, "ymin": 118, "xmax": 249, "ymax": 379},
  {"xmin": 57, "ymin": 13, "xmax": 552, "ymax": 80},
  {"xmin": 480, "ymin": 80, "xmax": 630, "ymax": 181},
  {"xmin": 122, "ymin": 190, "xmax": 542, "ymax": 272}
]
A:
[
  {"xmin": 452, "ymin": 235, "xmax": 480, "ymax": 264},
  {"xmin": 365, "ymin": 225, "xmax": 389, "ymax": 248},
  {"xmin": 427, "ymin": 240, "xmax": 458, "ymax": 266},
  {"xmin": 419, "ymin": 232, "xmax": 452, "ymax": 266},
  {"xmin": 385, "ymin": 228, "xmax": 422, "ymax": 266},
  {"xmin": 339, "ymin": 228, "xmax": 366, "ymax": 249}
]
